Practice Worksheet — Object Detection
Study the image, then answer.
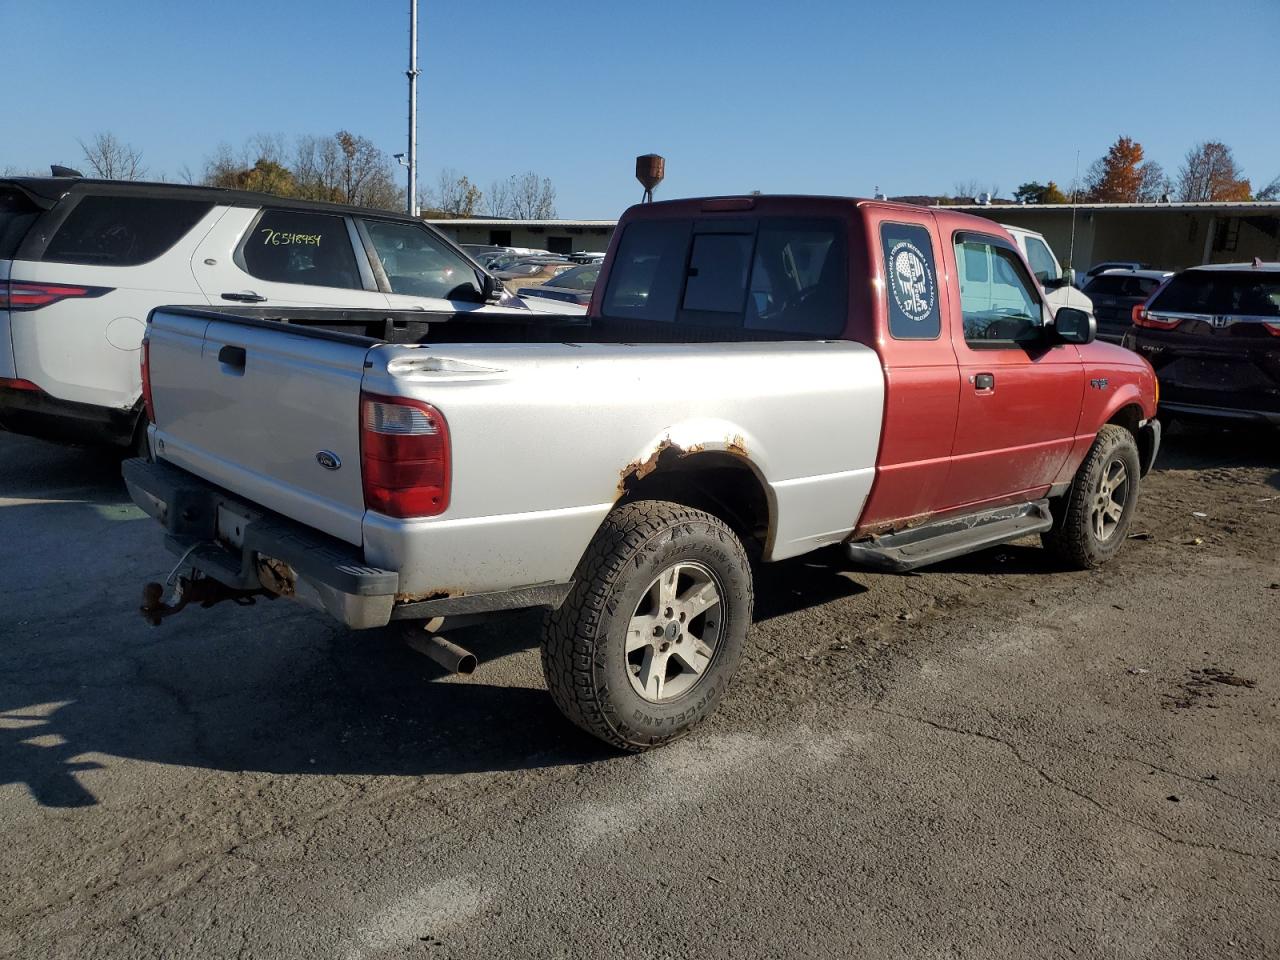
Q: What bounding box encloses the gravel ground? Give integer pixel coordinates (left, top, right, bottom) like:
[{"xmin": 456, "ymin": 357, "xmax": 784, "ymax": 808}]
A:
[{"xmin": 1, "ymin": 425, "xmax": 1277, "ymax": 959}]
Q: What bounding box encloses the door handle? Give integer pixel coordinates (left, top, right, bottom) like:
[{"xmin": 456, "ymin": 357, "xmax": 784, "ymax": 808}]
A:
[
  {"xmin": 218, "ymin": 345, "xmax": 246, "ymax": 369},
  {"xmin": 221, "ymin": 291, "xmax": 266, "ymax": 303},
  {"xmin": 972, "ymin": 373, "xmax": 995, "ymax": 391}
]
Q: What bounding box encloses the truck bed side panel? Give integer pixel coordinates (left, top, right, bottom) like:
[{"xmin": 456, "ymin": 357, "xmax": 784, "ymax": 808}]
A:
[{"xmin": 359, "ymin": 340, "xmax": 884, "ymax": 596}]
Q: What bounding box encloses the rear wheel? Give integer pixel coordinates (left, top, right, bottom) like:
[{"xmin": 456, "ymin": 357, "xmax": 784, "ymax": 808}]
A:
[
  {"xmin": 1042, "ymin": 424, "xmax": 1141, "ymax": 569},
  {"xmin": 541, "ymin": 500, "xmax": 753, "ymax": 750}
]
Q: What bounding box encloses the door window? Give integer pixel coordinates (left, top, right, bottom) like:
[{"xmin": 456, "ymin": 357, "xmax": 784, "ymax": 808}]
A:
[
  {"xmin": 362, "ymin": 219, "xmax": 482, "ymax": 300},
  {"xmin": 954, "ymin": 236, "xmax": 1044, "ymax": 345},
  {"xmin": 881, "ymin": 222, "xmax": 941, "ymax": 340},
  {"xmin": 241, "ymin": 210, "xmax": 361, "ymax": 289}
]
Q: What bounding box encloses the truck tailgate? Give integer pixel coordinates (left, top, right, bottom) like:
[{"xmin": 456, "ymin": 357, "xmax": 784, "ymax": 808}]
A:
[{"xmin": 147, "ymin": 309, "xmax": 370, "ymax": 545}]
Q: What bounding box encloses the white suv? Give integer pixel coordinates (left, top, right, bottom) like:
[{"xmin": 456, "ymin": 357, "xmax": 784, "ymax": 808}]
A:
[{"xmin": 0, "ymin": 176, "xmax": 519, "ymax": 451}]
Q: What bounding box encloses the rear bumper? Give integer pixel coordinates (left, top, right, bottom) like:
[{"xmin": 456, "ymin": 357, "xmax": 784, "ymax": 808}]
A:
[
  {"xmin": 0, "ymin": 384, "xmax": 138, "ymax": 446},
  {"xmin": 122, "ymin": 458, "xmax": 576, "ymax": 630},
  {"xmin": 123, "ymin": 457, "xmax": 400, "ymax": 629}
]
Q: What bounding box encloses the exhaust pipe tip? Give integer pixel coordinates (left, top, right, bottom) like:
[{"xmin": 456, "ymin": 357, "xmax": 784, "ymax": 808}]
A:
[{"xmin": 404, "ymin": 630, "xmax": 478, "ymax": 675}]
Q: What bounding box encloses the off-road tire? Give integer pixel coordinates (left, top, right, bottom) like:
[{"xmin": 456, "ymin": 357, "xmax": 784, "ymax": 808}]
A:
[
  {"xmin": 1042, "ymin": 424, "xmax": 1141, "ymax": 569},
  {"xmin": 541, "ymin": 500, "xmax": 753, "ymax": 751}
]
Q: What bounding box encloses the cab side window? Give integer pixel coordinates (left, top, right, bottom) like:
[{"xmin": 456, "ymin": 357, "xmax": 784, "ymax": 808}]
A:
[
  {"xmin": 881, "ymin": 222, "xmax": 941, "ymax": 340},
  {"xmin": 954, "ymin": 236, "xmax": 1044, "ymax": 346},
  {"xmin": 241, "ymin": 210, "xmax": 362, "ymax": 289}
]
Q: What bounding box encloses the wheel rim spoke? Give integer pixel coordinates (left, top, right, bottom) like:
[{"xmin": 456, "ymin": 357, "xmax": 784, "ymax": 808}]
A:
[
  {"xmin": 626, "ymin": 560, "xmax": 724, "ymax": 704},
  {"xmin": 627, "ymin": 614, "xmax": 657, "ymax": 653},
  {"xmin": 679, "ymin": 580, "xmax": 720, "ymax": 620},
  {"xmin": 637, "ymin": 649, "xmax": 665, "ymax": 700}
]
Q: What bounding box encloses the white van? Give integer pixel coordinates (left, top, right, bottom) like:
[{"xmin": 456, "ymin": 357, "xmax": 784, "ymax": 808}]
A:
[
  {"xmin": 1000, "ymin": 223, "xmax": 1094, "ymax": 318},
  {"xmin": 0, "ymin": 176, "xmax": 523, "ymax": 452}
]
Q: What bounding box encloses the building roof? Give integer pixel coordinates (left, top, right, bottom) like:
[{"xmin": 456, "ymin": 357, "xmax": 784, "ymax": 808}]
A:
[
  {"xmin": 953, "ymin": 200, "xmax": 1280, "ymax": 215},
  {"xmin": 425, "ymin": 218, "xmax": 619, "ymax": 229}
]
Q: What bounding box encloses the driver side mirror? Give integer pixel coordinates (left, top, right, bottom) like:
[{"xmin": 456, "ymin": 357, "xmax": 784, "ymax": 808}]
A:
[
  {"xmin": 1041, "ymin": 267, "xmax": 1075, "ymax": 290},
  {"xmin": 1053, "ymin": 306, "xmax": 1096, "ymax": 345},
  {"xmin": 481, "ymin": 273, "xmax": 506, "ymax": 303}
]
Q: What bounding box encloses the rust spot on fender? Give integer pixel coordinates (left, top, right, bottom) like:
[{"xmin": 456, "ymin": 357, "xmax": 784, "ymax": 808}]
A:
[
  {"xmin": 618, "ymin": 437, "xmax": 678, "ymax": 495},
  {"xmin": 618, "ymin": 435, "xmax": 754, "ymax": 498}
]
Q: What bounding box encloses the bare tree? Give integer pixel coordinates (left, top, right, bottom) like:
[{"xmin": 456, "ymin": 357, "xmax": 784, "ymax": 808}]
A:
[
  {"xmin": 79, "ymin": 132, "xmax": 145, "ymax": 180},
  {"xmin": 486, "ymin": 177, "xmax": 513, "ymax": 217},
  {"xmin": 292, "ymin": 131, "xmax": 402, "ymax": 210},
  {"xmin": 1176, "ymin": 142, "xmax": 1251, "ymax": 201},
  {"xmin": 952, "ymin": 179, "xmax": 982, "ymax": 200},
  {"xmin": 428, "ymin": 168, "xmax": 483, "ymax": 218},
  {"xmin": 1258, "ymin": 174, "xmax": 1280, "ymax": 202},
  {"xmin": 508, "ymin": 172, "xmax": 557, "ymax": 219},
  {"xmin": 1136, "ymin": 160, "xmax": 1170, "ymax": 202}
]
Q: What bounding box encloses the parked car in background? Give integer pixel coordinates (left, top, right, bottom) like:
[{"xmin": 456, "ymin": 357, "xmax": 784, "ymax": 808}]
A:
[
  {"xmin": 1000, "ymin": 224, "xmax": 1094, "ymax": 318},
  {"xmin": 125, "ymin": 194, "xmax": 1158, "ymax": 750},
  {"xmin": 568, "ymin": 251, "xmax": 607, "ymax": 264},
  {"xmin": 516, "ymin": 261, "xmax": 600, "ymax": 308},
  {"xmin": 1083, "ymin": 268, "xmax": 1173, "ymax": 342},
  {"xmin": 496, "ymin": 258, "xmax": 576, "ymax": 286},
  {"xmin": 1125, "ymin": 261, "xmax": 1280, "ymax": 426},
  {"xmin": 1085, "ymin": 260, "xmax": 1151, "ymax": 282},
  {"xmin": 0, "ymin": 175, "xmax": 518, "ymax": 452}
]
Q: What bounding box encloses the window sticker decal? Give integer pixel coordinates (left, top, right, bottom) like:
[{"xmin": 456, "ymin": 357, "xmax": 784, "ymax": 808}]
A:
[
  {"xmin": 881, "ymin": 222, "xmax": 941, "ymax": 340},
  {"xmin": 888, "ymin": 240, "xmax": 935, "ymax": 322}
]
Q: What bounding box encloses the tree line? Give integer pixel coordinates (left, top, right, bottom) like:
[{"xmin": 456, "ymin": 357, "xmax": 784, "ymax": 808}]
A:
[
  {"xmin": 24, "ymin": 131, "xmax": 558, "ymax": 219},
  {"xmin": 962, "ymin": 137, "xmax": 1277, "ymax": 206}
]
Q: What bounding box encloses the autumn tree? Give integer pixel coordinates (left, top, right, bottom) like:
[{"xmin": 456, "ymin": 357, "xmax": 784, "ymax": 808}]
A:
[
  {"xmin": 79, "ymin": 132, "xmax": 145, "ymax": 180},
  {"xmin": 1013, "ymin": 181, "xmax": 1069, "ymax": 204},
  {"xmin": 1084, "ymin": 136, "xmax": 1167, "ymax": 202},
  {"xmin": 1176, "ymin": 142, "xmax": 1251, "ymax": 201}
]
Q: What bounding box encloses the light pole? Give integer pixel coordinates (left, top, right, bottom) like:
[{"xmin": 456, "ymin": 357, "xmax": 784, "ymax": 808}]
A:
[{"xmin": 406, "ymin": 0, "xmax": 420, "ymax": 217}]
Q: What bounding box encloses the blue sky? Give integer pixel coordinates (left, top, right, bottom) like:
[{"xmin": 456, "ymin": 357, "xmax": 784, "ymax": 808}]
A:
[{"xmin": 4, "ymin": 0, "xmax": 1277, "ymax": 217}]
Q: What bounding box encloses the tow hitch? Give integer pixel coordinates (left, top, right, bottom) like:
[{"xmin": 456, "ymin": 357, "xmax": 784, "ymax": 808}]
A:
[{"xmin": 140, "ymin": 575, "xmax": 274, "ymax": 626}]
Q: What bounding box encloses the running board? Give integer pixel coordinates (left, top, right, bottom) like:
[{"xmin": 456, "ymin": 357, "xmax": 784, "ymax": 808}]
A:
[{"xmin": 845, "ymin": 500, "xmax": 1053, "ymax": 573}]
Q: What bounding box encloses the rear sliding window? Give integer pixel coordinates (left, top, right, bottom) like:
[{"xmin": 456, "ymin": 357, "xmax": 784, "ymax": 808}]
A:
[
  {"xmin": 0, "ymin": 189, "xmax": 41, "ymax": 259},
  {"xmin": 43, "ymin": 195, "xmax": 212, "ymax": 266},
  {"xmin": 1149, "ymin": 271, "xmax": 1280, "ymax": 317},
  {"xmin": 601, "ymin": 217, "xmax": 846, "ymax": 336}
]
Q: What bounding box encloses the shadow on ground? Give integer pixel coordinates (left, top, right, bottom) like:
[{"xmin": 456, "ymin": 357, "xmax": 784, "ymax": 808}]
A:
[{"xmin": 2, "ymin": 422, "xmax": 1273, "ymax": 808}]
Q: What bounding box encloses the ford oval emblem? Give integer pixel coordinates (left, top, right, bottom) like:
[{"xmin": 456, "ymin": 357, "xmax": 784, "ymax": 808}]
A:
[{"xmin": 316, "ymin": 450, "xmax": 342, "ymax": 471}]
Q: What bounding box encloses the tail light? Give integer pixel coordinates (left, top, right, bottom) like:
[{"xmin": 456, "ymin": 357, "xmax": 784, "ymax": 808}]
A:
[
  {"xmin": 140, "ymin": 337, "xmax": 155, "ymax": 422},
  {"xmin": 0, "ymin": 377, "xmax": 42, "ymax": 392},
  {"xmin": 0, "ymin": 280, "xmax": 112, "ymax": 311},
  {"xmin": 1131, "ymin": 304, "xmax": 1181, "ymax": 330},
  {"xmin": 1264, "ymin": 322, "xmax": 1280, "ymax": 338},
  {"xmin": 360, "ymin": 392, "xmax": 450, "ymax": 518}
]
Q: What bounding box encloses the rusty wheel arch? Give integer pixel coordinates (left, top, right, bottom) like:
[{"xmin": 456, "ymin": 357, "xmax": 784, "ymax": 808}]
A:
[{"xmin": 615, "ymin": 446, "xmax": 774, "ymax": 558}]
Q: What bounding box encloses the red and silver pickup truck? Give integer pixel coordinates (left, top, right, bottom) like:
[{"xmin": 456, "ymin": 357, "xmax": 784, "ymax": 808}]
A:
[{"xmin": 124, "ymin": 195, "xmax": 1160, "ymax": 749}]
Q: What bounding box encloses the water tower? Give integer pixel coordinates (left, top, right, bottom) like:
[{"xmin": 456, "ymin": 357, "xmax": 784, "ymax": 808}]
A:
[{"xmin": 636, "ymin": 154, "xmax": 665, "ymax": 203}]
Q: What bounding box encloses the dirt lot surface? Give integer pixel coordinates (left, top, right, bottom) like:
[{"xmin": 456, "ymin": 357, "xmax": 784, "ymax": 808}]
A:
[{"xmin": 1, "ymin": 426, "xmax": 1277, "ymax": 959}]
